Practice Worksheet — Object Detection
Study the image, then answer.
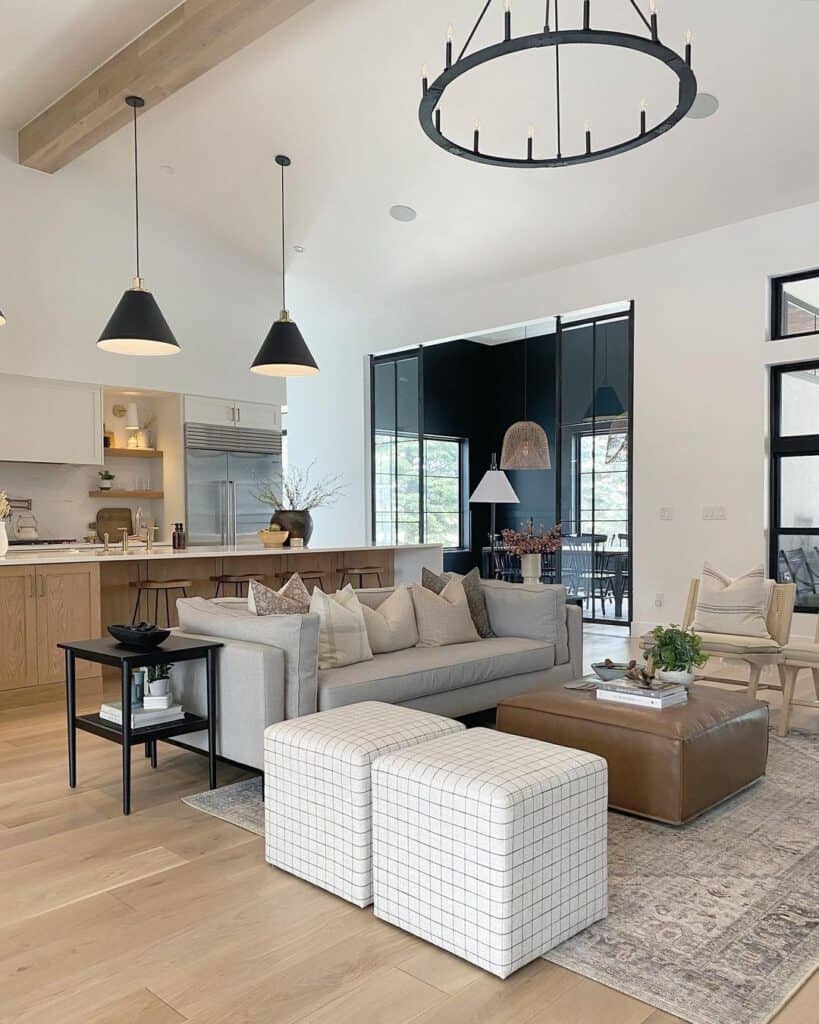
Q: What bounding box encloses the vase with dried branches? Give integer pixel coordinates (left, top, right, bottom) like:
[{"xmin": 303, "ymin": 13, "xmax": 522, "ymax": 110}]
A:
[
  {"xmin": 252, "ymin": 463, "xmax": 345, "ymax": 546},
  {"xmin": 0, "ymin": 491, "xmax": 10, "ymax": 558}
]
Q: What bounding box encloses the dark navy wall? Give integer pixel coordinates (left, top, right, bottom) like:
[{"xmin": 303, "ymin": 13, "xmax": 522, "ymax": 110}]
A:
[{"xmin": 421, "ymin": 334, "xmax": 558, "ymax": 574}]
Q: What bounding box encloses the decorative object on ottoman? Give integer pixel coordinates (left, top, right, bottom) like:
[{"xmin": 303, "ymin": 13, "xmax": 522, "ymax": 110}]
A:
[
  {"xmin": 421, "ymin": 565, "xmax": 493, "ymax": 637},
  {"xmin": 263, "ymin": 701, "xmax": 464, "ymax": 907},
  {"xmin": 591, "ymin": 658, "xmax": 636, "ymax": 682},
  {"xmin": 642, "ymin": 623, "xmax": 708, "ymax": 687},
  {"xmin": 371, "ymin": 727, "xmax": 608, "ymax": 979},
  {"xmin": 497, "ymin": 686, "xmax": 769, "ymax": 825},
  {"xmin": 501, "ymin": 525, "xmax": 562, "ymax": 584},
  {"xmin": 248, "ymin": 574, "xmax": 311, "ymax": 616},
  {"xmin": 252, "ymin": 462, "xmax": 345, "ymax": 546}
]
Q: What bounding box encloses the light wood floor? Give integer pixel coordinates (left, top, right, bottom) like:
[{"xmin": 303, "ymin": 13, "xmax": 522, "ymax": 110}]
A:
[{"xmin": 0, "ymin": 629, "xmax": 816, "ymax": 1024}]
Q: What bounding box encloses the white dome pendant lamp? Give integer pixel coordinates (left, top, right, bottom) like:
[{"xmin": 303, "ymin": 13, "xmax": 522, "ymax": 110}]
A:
[
  {"xmin": 500, "ymin": 333, "xmax": 550, "ymax": 470},
  {"xmin": 97, "ymin": 96, "xmax": 180, "ymax": 356},
  {"xmin": 251, "ymin": 155, "xmax": 318, "ymax": 376}
]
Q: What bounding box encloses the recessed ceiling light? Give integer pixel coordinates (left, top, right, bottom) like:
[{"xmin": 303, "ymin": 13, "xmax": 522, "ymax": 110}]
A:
[
  {"xmin": 293, "ymin": 244, "xmax": 305, "ymax": 253},
  {"xmin": 390, "ymin": 205, "xmax": 417, "ymax": 222},
  {"xmin": 686, "ymin": 93, "xmax": 719, "ymax": 119}
]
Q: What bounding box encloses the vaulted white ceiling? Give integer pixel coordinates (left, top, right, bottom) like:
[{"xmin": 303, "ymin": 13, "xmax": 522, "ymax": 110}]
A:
[{"xmin": 4, "ymin": 0, "xmax": 819, "ymax": 303}]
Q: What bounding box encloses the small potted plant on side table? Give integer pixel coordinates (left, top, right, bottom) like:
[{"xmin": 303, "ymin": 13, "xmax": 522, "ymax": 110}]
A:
[
  {"xmin": 643, "ymin": 624, "xmax": 708, "ymax": 688},
  {"xmin": 145, "ymin": 663, "xmax": 174, "ymax": 698}
]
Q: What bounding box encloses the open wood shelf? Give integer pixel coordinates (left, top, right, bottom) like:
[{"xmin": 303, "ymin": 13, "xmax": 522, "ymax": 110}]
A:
[
  {"xmin": 88, "ymin": 490, "xmax": 164, "ymax": 499},
  {"xmin": 103, "ymin": 448, "xmax": 163, "ymax": 458}
]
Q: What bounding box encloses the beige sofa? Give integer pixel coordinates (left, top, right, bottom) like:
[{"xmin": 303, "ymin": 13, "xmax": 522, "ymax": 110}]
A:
[{"xmin": 171, "ymin": 580, "xmax": 583, "ymax": 770}]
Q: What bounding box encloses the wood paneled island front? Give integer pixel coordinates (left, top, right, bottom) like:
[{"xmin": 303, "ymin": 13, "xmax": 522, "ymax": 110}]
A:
[{"xmin": 0, "ymin": 543, "xmax": 443, "ymax": 706}]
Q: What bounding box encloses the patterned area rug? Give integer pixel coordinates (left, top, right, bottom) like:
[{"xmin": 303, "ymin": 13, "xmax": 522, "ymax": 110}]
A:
[{"xmin": 183, "ymin": 731, "xmax": 819, "ymax": 1024}]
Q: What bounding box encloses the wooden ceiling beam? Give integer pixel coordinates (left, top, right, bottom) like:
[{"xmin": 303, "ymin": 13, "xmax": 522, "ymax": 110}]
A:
[{"xmin": 18, "ymin": 0, "xmax": 315, "ymax": 173}]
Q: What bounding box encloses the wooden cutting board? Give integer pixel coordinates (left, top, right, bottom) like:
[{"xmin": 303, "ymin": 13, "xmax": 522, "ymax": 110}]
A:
[{"xmin": 95, "ymin": 507, "xmax": 133, "ymax": 542}]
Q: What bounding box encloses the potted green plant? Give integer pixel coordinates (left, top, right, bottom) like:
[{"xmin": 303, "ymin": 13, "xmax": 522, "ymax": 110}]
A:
[
  {"xmin": 643, "ymin": 624, "xmax": 708, "ymax": 688},
  {"xmin": 252, "ymin": 462, "xmax": 345, "ymax": 546},
  {"xmin": 146, "ymin": 663, "xmax": 173, "ymax": 697},
  {"xmin": 98, "ymin": 469, "xmax": 116, "ymax": 490}
]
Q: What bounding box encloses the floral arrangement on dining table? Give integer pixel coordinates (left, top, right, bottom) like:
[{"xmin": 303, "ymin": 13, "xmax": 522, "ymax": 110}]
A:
[{"xmin": 501, "ymin": 524, "xmax": 562, "ymax": 556}]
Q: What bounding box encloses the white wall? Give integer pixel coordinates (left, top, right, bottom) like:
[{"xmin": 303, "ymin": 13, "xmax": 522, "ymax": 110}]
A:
[
  {"xmin": 287, "ymin": 201, "xmax": 819, "ymax": 639},
  {"xmin": 0, "ymin": 132, "xmax": 283, "ymax": 404}
]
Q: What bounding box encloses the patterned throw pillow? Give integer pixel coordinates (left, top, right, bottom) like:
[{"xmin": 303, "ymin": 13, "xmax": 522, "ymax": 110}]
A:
[
  {"xmin": 692, "ymin": 563, "xmax": 773, "ymax": 638},
  {"xmin": 248, "ymin": 573, "xmax": 311, "ymax": 616},
  {"xmin": 422, "ymin": 566, "xmax": 494, "ymax": 638}
]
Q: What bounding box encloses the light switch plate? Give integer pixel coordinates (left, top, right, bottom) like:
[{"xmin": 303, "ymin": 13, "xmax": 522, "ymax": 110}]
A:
[{"xmin": 659, "ymin": 507, "xmax": 673, "ymax": 521}]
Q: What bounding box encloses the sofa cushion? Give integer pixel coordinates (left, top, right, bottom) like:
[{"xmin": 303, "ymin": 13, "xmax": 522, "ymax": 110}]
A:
[
  {"xmin": 317, "ymin": 636, "xmax": 555, "ymax": 710},
  {"xmin": 248, "ymin": 573, "xmax": 311, "ymax": 615},
  {"xmin": 784, "ymin": 643, "xmax": 819, "ymax": 664},
  {"xmin": 311, "ymin": 585, "xmax": 373, "ymax": 669},
  {"xmin": 176, "ymin": 596, "xmax": 319, "ymax": 719},
  {"xmin": 694, "ymin": 632, "xmax": 782, "ymax": 655},
  {"xmin": 411, "ymin": 579, "xmax": 480, "ymax": 647},
  {"xmin": 360, "ymin": 585, "xmax": 418, "ymax": 654},
  {"xmin": 480, "ymin": 580, "xmax": 568, "ymax": 655},
  {"xmin": 422, "ymin": 566, "xmax": 494, "ymax": 638}
]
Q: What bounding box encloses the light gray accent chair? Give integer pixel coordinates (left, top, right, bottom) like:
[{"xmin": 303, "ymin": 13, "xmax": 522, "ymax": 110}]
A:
[{"xmin": 173, "ymin": 580, "xmax": 582, "ymax": 770}]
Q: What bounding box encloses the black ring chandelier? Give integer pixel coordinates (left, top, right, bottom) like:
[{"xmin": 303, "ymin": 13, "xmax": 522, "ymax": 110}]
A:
[{"xmin": 418, "ymin": 0, "xmax": 698, "ymax": 169}]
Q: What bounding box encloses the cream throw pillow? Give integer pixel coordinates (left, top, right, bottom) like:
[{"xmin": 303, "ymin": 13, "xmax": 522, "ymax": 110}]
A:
[
  {"xmin": 410, "ymin": 578, "xmax": 480, "ymax": 647},
  {"xmin": 360, "ymin": 585, "xmax": 419, "ymax": 654},
  {"xmin": 693, "ymin": 563, "xmax": 773, "ymax": 639},
  {"xmin": 310, "ymin": 585, "xmax": 374, "ymax": 669}
]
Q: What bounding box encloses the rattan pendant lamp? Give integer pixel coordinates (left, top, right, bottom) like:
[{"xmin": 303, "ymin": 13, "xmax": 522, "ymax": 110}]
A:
[{"xmin": 500, "ymin": 333, "xmax": 551, "ymax": 470}]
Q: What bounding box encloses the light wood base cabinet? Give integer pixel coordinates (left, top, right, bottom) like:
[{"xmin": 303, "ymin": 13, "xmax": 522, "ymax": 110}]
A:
[{"xmin": 0, "ymin": 563, "xmax": 101, "ymax": 692}]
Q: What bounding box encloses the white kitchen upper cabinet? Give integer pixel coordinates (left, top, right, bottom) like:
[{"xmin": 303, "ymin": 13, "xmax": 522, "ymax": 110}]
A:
[
  {"xmin": 184, "ymin": 395, "xmax": 237, "ymax": 427},
  {"xmin": 233, "ymin": 401, "xmax": 281, "ymax": 431},
  {"xmin": 184, "ymin": 394, "xmax": 282, "ymax": 431},
  {"xmin": 0, "ymin": 374, "xmax": 102, "ymax": 465}
]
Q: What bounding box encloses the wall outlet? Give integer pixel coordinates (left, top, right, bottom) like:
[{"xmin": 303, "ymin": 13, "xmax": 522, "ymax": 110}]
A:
[
  {"xmin": 659, "ymin": 507, "xmax": 673, "ymax": 521},
  {"xmin": 655, "ymin": 593, "xmax": 664, "ymax": 608}
]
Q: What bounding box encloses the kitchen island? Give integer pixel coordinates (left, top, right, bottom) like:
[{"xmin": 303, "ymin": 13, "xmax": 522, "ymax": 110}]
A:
[{"xmin": 0, "ymin": 542, "xmax": 443, "ymax": 706}]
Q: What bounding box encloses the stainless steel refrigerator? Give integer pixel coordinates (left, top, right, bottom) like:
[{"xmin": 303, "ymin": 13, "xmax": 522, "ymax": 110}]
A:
[{"xmin": 185, "ymin": 423, "xmax": 283, "ymax": 545}]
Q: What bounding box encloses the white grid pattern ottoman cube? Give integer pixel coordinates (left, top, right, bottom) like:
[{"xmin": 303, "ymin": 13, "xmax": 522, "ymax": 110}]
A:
[
  {"xmin": 372, "ymin": 727, "xmax": 608, "ymax": 978},
  {"xmin": 264, "ymin": 701, "xmax": 464, "ymax": 907}
]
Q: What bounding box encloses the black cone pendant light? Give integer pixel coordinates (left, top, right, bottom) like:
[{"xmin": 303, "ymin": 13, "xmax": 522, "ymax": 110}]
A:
[
  {"xmin": 0, "ymin": 310, "xmax": 5, "ymax": 326},
  {"xmin": 97, "ymin": 96, "xmax": 180, "ymax": 356},
  {"xmin": 251, "ymin": 155, "xmax": 318, "ymax": 377}
]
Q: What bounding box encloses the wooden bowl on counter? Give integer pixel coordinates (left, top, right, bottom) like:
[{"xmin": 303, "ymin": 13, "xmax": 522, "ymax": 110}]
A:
[{"xmin": 257, "ymin": 529, "xmax": 289, "ymax": 548}]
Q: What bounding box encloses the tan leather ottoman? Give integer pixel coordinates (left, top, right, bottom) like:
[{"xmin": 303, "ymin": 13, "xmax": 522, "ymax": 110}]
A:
[{"xmin": 497, "ymin": 686, "xmax": 769, "ymax": 825}]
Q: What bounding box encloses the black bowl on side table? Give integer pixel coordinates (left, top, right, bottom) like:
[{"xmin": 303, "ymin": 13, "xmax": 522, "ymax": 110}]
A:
[{"xmin": 108, "ymin": 624, "xmax": 171, "ymax": 649}]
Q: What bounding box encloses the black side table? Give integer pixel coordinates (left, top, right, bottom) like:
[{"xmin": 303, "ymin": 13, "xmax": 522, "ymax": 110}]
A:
[{"xmin": 59, "ymin": 636, "xmax": 223, "ymax": 815}]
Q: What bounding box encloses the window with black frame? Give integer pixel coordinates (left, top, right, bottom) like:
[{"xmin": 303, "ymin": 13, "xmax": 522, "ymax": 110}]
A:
[
  {"xmin": 371, "ymin": 351, "xmax": 467, "ymax": 551},
  {"xmin": 772, "ymin": 270, "xmax": 819, "ymax": 341},
  {"xmin": 770, "ymin": 361, "xmax": 819, "ymax": 612}
]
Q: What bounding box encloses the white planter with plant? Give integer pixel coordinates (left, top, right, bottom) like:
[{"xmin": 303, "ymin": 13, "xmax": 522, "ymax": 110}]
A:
[
  {"xmin": 0, "ymin": 491, "xmax": 9, "ymax": 558},
  {"xmin": 98, "ymin": 470, "xmax": 116, "ymax": 491},
  {"xmin": 643, "ymin": 624, "xmax": 708, "ymax": 688},
  {"xmin": 146, "ymin": 663, "xmax": 173, "ymax": 697}
]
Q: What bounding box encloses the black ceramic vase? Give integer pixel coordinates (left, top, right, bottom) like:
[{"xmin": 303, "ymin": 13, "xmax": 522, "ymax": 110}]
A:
[{"xmin": 270, "ymin": 510, "xmax": 314, "ymax": 546}]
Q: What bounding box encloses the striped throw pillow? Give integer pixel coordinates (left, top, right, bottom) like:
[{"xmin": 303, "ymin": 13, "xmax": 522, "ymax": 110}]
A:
[{"xmin": 692, "ymin": 563, "xmax": 773, "ymax": 638}]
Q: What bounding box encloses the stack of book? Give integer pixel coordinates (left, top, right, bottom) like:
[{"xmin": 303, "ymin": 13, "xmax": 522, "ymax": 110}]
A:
[
  {"xmin": 596, "ymin": 678, "xmax": 688, "ymax": 710},
  {"xmin": 99, "ymin": 701, "xmax": 185, "ymax": 729},
  {"xmin": 143, "ymin": 692, "xmax": 174, "ymax": 711}
]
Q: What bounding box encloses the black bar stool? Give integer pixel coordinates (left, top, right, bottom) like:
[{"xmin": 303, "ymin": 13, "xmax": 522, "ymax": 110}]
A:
[
  {"xmin": 130, "ymin": 579, "xmax": 193, "ymax": 627},
  {"xmin": 210, "ymin": 573, "xmax": 258, "ymax": 598},
  {"xmin": 340, "ymin": 566, "xmax": 385, "ymax": 589}
]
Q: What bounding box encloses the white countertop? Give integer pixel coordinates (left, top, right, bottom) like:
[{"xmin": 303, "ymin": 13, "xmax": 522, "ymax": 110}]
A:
[{"xmin": 0, "ymin": 542, "xmax": 442, "ymax": 567}]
